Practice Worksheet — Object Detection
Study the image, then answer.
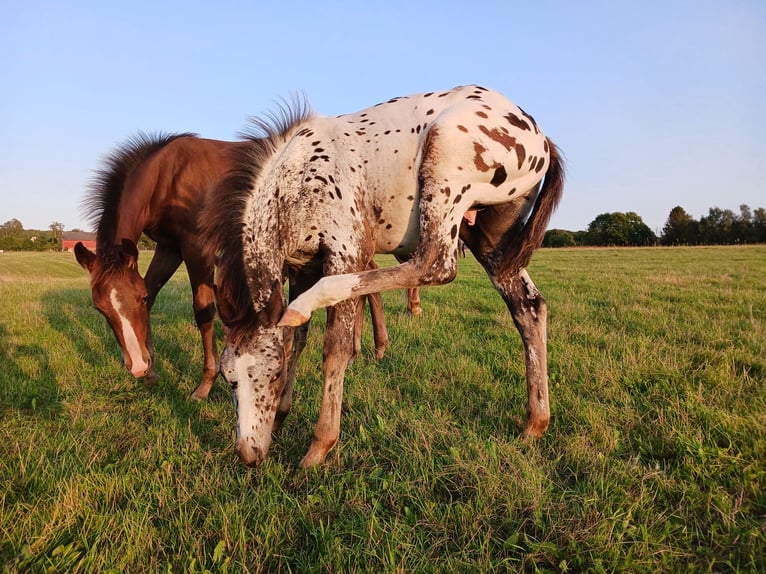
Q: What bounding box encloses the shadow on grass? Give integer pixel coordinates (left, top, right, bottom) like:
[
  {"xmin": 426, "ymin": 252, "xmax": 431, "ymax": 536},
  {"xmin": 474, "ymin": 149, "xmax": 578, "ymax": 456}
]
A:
[{"xmin": 0, "ymin": 324, "xmax": 63, "ymax": 420}]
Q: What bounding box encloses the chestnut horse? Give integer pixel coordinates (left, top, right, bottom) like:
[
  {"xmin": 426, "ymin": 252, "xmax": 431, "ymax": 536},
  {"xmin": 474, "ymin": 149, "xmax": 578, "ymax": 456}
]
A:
[
  {"xmin": 204, "ymin": 85, "xmax": 564, "ymax": 467},
  {"xmin": 75, "ymin": 133, "xmax": 391, "ymax": 399}
]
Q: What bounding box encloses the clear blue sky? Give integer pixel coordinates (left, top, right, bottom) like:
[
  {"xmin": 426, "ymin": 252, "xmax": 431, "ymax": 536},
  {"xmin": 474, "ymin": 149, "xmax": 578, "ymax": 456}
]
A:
[{"xmin": 1, "ymin": 1, "xmax": 764, "ymax": 234}]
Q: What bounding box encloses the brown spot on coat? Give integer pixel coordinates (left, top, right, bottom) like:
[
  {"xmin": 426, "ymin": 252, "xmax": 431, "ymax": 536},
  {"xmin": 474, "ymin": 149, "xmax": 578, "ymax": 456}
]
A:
[
  {"xmin": 505, "ymin": 112, "xmax": 531, "ymax": 131},
  {"xmin": 490, "ymin": 165, "xmax": 507, "ymax": 187}
]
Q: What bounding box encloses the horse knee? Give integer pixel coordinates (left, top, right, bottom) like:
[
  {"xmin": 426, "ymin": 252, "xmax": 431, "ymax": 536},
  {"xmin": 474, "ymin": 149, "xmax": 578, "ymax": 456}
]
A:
[
  {"xmin": 417, "ymin": 253, "xmax": 457, "ymax": 286},
  {"xmin": 194, "ymin": 303, "xmax": 217, "ymax": 327}
]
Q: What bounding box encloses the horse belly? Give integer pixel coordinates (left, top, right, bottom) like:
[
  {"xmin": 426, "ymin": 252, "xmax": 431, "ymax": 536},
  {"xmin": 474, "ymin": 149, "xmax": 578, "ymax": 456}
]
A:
[{"xmin": 366, "ymin": 167, "xmax": 420, "ymax": 256}]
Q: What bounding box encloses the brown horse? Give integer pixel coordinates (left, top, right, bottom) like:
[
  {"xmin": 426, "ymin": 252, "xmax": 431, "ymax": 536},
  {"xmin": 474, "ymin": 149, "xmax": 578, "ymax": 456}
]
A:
[{"xmin": 75, "ymin": 133, "xmax": 391, "ymax": 399}]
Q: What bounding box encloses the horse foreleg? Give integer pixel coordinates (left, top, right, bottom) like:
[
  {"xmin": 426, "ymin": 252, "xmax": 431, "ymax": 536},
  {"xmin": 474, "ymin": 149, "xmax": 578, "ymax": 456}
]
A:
[
  {"xmin": 189, "ymin": 281, "xmax": 218, "ymax": 400},
  {"xmin": 495, "ymin": 268, "xmax": 550, "ymax": 438},
  {"xmin": 300, "ymin": 298, "xmax": 357, "ymax": 468},
  {"xmin": 279, "ymin": 224, "xmax": 460, "ymax": 326},
  {"xmin": 365, "ymin": 292, "xmax": 389, "ymax": 359},
  {"xmin": 142, "ymin": 244, "xmax": 184, "ymax": 387},
  {"xmin": 184, "ymin": 252, "xmax": 219, "ymax": 400},
  {"xmin": 361, "ymin": 260, "xmax": 389, "ymax": 359},
  {"xmin": 405, "ymin": 287, "xmax": 423, "ymax": 316}
]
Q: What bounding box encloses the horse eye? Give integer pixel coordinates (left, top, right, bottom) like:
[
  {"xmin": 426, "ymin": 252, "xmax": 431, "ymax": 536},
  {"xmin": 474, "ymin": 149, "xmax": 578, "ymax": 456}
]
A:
[
  {"xmin": 141, "ymin": 295, "xmax": 149, "ymax": 305},
  {"xmin": 270, "ymin": 370, "xmax": 283, "ymax": 383}
]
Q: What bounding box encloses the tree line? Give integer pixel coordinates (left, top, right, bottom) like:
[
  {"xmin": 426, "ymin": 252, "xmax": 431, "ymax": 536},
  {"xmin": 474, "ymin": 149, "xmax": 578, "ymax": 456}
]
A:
[
  {"xmin": 544, "ymin": 204, "xmax": 766, "ymax": 247},
  {"xmin": 0, "ymin": 219, "xmax": 63, "ymax": 251},
  {"xmin": 3, "ymin": 204, "xmax": 764, "ymax": 252},
  {"xmin": 0, "ymin": 219, "xmax": 156, "ymax": 251}
]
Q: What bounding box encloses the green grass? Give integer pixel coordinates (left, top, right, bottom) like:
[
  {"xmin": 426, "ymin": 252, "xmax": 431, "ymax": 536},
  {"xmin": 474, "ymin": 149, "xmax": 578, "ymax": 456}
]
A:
[{"xmin": 1, "ymin": 247, "xmax": 764, "ymax": 573}]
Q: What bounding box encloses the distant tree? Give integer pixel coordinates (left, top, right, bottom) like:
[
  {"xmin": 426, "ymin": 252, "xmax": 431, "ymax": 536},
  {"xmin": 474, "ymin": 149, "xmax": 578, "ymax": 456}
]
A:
[
  {"xmin": 754, "ymin": 208, "xmax": 766, "ymax": 243},
  {"xmin": 1, "ymin": 219, "xmax": 23, "ymax": 237},
  {"xmin": 49, "ymin": 221, "xmax": 64, "ymax": 248},
  {"xmin": 732, "ymin": 204, "xmax": 755, "ymax": 243},
  {"xmin": 661, "ymin": 206, "xmax": 697, "ymax": 245},
  {"xmin": 573, "ymin": 230, "xmax": 589, "ymax": 245},
  {"xmin": 585, "ymin": 212, "xmax": 656, "ymax": 246},
  {"xmin": 699, "ymin": 207, "xmax": 737, "ymax": 244},
  {"xmin": 543, "ymin": 229, "xmax": 577, "ymax": 247}
]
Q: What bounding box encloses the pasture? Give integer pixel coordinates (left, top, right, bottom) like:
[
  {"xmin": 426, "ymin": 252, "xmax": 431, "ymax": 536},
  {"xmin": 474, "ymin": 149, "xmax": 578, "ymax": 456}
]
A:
[{"xmin": 1, "ymin": 246, "xmax": 764, "ymax": 573}]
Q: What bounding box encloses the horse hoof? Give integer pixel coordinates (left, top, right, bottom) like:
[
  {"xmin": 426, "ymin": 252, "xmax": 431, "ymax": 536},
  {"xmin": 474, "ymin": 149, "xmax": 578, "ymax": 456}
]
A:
[
  {"xmin": 278, "ymin": 308, "xmax": 310, "ymax": 327},
  {"xmin": 521, "ymin": 419, "xmax": 549, "ymax": 439},
  {"xmin": 189, "ymin": 386, "xmax": 211, "ymax": 401},
  {"xmin": 374, "ymin": 343, "xmax": 388, "ymax": 360}
]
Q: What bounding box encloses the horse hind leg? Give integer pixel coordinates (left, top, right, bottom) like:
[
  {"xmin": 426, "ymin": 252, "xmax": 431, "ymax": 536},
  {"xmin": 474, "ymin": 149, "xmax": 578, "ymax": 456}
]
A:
[{"xmin": 494, "ymin": 267, "xmax": 550, "ymax": 438}]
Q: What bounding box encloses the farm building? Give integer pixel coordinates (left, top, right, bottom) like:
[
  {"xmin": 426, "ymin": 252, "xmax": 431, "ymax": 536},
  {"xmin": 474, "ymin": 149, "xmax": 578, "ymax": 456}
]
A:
[{"xmin": 62, "ymin": 231, "xmax": 96, "ymax": 252}]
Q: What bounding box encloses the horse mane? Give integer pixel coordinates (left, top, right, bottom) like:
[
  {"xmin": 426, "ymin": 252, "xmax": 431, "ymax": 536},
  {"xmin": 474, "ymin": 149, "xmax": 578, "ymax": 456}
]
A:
[
  {"xmin": 82, "ymin": 131, "xmax": 197, "ymax": 249},
  {"xmin": 201, "ymin": 97, "xmax": 313, "ymax": 333}
]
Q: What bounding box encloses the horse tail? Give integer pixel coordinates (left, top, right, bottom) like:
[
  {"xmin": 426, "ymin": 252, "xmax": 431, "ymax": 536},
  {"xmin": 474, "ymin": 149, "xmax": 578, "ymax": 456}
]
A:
[{"xmin": 500, "ymin": 137, "xmax": 565, "ymax": 272}]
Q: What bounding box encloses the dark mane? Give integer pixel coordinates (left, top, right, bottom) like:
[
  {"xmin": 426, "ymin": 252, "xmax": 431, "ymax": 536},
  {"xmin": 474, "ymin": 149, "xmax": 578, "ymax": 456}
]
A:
[
  {"xmin": 82, "ymin": 132, "xmax": 197, "ymax": 248},
  {"xmin": 201, "ymin": 98, "xmax": 313, "ymax": 332}
]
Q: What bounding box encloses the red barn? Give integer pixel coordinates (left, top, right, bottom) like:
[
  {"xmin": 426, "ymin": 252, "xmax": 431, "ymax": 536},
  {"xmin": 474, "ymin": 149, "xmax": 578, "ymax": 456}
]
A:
[{"xmin": 62, "ymin": 231, "xmax": 96, "ymax": 252}]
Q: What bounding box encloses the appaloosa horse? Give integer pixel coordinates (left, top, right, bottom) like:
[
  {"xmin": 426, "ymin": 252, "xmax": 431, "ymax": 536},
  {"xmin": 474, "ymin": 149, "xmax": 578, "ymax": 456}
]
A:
[
  {"xmin": 204, "ymin": 85, "xmax": 564, "ymax": 467},
  {"xmin": 75, "ymin": 133, "xmax": 391, "ymax": 399}
]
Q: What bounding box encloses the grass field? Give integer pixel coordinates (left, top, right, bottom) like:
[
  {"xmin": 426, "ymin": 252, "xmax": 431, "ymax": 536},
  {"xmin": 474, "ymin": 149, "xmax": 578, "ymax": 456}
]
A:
[{"xmin": 1, "ymin": 246, "xmax": 764, "ymax": 573}]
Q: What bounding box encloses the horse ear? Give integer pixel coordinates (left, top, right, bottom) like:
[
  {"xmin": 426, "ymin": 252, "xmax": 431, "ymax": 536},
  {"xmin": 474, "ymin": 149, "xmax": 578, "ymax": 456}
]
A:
[
  {"xmin": 74, "ymin": 242, "xmax": 96, "ymax": 271},
  {"xmin": 121, "ymin": 238, "xmax": 139, "ymax": 270}
]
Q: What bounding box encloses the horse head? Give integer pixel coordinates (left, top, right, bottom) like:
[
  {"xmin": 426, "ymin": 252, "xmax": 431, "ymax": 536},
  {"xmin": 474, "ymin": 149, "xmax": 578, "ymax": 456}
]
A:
[
  {"xmin": 217, "ymin": 281, "xmax": 288, "ymax": 467},
  {"xmin": 75, "ymin": 238, "xmax": 153, "ymax": 379}
]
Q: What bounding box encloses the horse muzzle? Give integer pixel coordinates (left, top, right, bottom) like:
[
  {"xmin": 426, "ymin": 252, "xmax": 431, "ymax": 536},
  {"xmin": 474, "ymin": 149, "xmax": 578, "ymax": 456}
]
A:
[
  {"xmin": 237, "ymin": 438, "xmax": 267, "ymax": 467},
  {"xmin": 124, "ymin": 354, "xmax": 152, "ymax": 378}
]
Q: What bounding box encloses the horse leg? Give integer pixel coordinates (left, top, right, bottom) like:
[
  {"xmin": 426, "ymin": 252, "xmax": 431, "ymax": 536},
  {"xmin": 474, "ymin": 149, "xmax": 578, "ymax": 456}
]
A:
[
  {"xmin": 142, "ymin": 243, "xmax": 183, "ymax": 387},
  {"xmin": 492, "ymin": 267, "xmax": 550, "ymax": 437},
  {"xmin": 365, "ymin": 293, "xmax": 389, "ymax": 359},
  {"xmin": 362, "ymin": 260, "xmax": 388, "ymax": 359},
  {"xmin": 279, "ymin": 226, "xmax": 460, "ymax": 325},
  {"xmin": 394, "ymin": 254, "xmax": 423, "ymax": 317},
  {"xmin": 300, "ymin": 297, "xmax": 357, "ymax": 468},
  {"xmin": 182, "ymin": 249, "xmax": 219, "ymax": 400},
  {"xmin": 406, "ymin": 287, "xmax": 423, "ymax": 316},
  {"xmin": 459, "ymin": 203, "xmax": 551, "ymax": 438},
  {"xmin": 274, "ymin": 268, "xmax": 318, "ymax": 431}
]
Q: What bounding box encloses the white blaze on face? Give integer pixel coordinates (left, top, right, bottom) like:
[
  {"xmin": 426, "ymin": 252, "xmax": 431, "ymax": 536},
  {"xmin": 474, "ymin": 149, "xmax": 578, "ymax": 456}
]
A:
[{"xmin": 109, "ymin": 288, "xmax": 148, "ymax": 377}]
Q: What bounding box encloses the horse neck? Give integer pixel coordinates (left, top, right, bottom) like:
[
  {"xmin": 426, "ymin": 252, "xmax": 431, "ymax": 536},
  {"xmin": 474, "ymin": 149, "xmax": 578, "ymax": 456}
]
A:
[{"xmin": 97, "ymin": 165, "xmax": 156, "ymax": 246}]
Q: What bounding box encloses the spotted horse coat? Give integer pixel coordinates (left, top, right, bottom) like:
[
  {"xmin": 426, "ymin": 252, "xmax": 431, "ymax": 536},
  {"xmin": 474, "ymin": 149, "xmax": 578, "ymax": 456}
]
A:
[{"xmin": 205, "ymin": 85, "xmax": 564, "ymax": 467}]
